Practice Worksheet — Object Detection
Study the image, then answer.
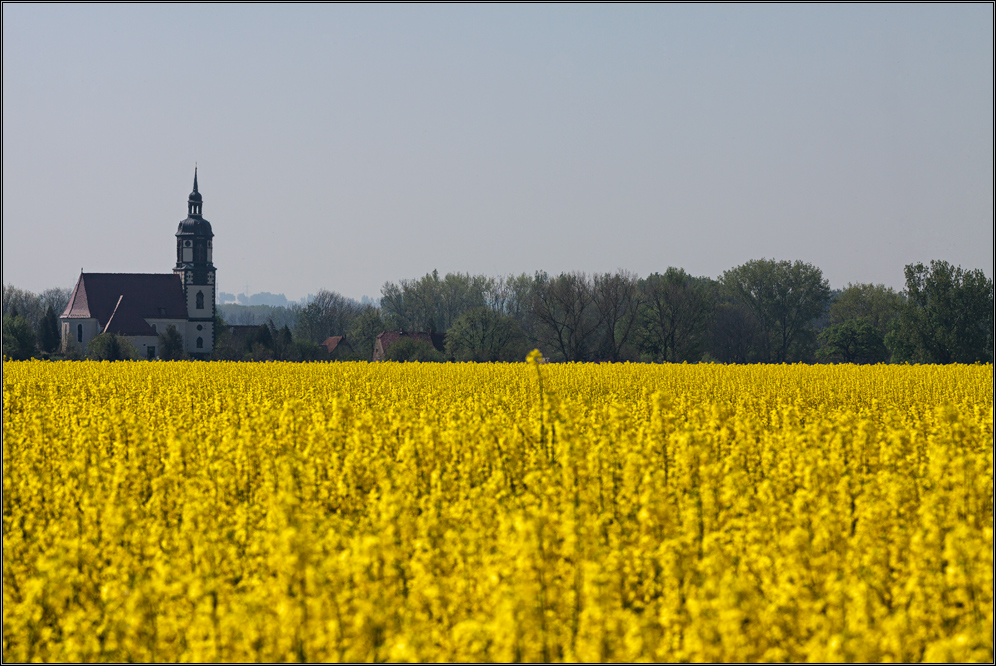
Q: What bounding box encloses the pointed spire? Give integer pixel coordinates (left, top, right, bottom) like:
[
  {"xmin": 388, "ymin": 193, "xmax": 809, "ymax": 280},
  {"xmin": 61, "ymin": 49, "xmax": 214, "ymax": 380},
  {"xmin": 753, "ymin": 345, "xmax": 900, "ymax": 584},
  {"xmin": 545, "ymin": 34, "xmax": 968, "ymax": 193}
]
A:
[{"xmin": 187, "ymin": 165, "xmax": 203, "ymax": 216}]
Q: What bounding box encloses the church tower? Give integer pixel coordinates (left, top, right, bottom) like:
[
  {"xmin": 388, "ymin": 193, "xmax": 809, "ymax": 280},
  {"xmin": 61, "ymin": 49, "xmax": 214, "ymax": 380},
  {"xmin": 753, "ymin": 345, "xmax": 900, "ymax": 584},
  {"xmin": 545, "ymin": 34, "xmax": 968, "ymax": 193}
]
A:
[{"xmin": 174, "ymin": 168, "xmax": 216, "ymax": 354}]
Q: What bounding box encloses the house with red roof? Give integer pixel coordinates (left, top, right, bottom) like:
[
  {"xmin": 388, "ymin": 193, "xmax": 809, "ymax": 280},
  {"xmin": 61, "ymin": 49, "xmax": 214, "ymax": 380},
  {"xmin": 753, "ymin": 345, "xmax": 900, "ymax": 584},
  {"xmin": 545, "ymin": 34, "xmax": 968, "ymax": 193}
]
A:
[
  {"xmin": 321, "ymin": 335, "xmax": 355, "ymax": 359},
  {"xmin": 60, "ymin": 170, "xmax": 218, "ymax": 359}
]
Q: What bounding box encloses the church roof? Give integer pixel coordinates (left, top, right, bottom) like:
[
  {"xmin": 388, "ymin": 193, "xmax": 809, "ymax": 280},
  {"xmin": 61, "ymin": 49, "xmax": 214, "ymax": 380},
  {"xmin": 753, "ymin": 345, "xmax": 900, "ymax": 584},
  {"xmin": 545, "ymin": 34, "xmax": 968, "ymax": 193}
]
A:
[
  {"xmin": 61, "ymin": 273, "xmax": 188, "ymax": 325},
  {"xmin": 177, "ymin": 216, "xmax": 213, "ymax": 236},
  {"xmin": 177, "ymin": 167, "xmax": 213, "ymax": 237},
  {"xmin": 103, "ymin": 295, "xmax": 157, "ymax": 336}
]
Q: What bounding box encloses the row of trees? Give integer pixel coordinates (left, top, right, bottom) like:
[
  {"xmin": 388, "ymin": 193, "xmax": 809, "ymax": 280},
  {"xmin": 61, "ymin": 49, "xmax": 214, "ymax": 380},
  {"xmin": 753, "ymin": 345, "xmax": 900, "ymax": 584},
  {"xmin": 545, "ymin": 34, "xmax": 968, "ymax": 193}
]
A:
[
  {"xmin": 278, "ymin": 259, "xmax": 991, "ymax": 364},
  {"xmin": 3, "ymin": 259, "xmax": 993, "ymax": 364}
]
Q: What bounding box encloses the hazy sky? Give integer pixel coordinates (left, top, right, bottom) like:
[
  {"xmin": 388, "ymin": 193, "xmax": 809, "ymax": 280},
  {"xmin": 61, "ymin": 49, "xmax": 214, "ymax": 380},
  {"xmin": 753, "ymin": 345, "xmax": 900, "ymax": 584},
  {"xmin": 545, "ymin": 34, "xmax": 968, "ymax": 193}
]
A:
[{"xmin": 3, "ymin": 4, "xmax": 993, "ymax": 301}]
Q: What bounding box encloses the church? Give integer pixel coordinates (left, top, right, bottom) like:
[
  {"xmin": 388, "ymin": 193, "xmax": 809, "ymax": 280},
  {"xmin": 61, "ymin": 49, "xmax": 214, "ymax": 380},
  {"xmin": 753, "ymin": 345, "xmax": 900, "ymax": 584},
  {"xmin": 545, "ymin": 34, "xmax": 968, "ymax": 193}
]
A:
[{"xmin": 60, "ymin": 170, "xmax": 217, "ymax": 359}]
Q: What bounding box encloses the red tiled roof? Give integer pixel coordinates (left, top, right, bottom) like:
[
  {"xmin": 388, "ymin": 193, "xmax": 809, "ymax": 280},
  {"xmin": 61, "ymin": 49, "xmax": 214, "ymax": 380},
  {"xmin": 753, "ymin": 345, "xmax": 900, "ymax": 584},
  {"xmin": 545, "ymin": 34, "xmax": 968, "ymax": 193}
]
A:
[
  {"xmin": 321, "ymin": 336, "xmax": 350, "ymax": 353},
  {"xmin": 61, "ymin": 273, "xmax": 188, "ymax": 324}
]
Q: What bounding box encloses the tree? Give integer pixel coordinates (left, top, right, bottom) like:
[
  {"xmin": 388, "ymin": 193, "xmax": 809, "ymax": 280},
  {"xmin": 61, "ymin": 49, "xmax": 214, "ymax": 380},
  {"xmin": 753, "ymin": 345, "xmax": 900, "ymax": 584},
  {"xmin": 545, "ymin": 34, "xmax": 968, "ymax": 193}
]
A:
[
  {"xmin": 817, "ymin": 319, "xmax": 890, "ymax": 363},
  {"xmin": 2, "ymin": 314, "xmax": 36, "ymax": 360},
  {"xmin": 705, "ymin": 300, "xmax": 761, "ymax": 363},
  {"xmin": 721, "ymin": 259, "xmax": 831, "ymax": 362},
  {"xmin": 2, "ymin": 284, "xmax": 43, "ymax": 331},
  {"xmin": 531, "ymin": 271, "xmax": 603, "ymax": 362},
  {"xmin": 158, "ymin": 325, "xmax": 187, "ymax": 360},
  {"xmin": 636, "ymin": 268, "xmax": 709, "ymax": 362},
  {"xmin": 486, "ymin": 273, "xmax": 538, "ymax": 346},
  {"xmin": 40, "ymin": 288, "xmax": 72, "ymax": 320},
  {"xmin": 385, "ymin": 337, "xmax": 446, "ymax": 362},
  {"xmin": 381, "ymin": 271, "xmax": 488, "ymax": 334},
  {"xmin": 38, "ymin": 305, "xmax": 61, "ymax": 354},
  {"xmin": 295, "ymin": 289, "xmax": 362, "ymax": 344},
  {"xmin": 86, "ymin": 333, "xmax": 137, "ymax": 361},
  {"xmin": 593, "ymin": 270, "xmax": 642, "ymax": 361},
  {"xmin": 446, "ymin": 307, "xmax": 526, "ymax": 362},
  {"xmin": 816, "ymin": 283, "xmax": 903, "ymax": 363},
  {"xmin": 827, "ymin": 283, "xmax": 904, "ymax": 336},
  {"xmin": 886, "ymin": 260, "xmax": 994, "ymax": 363},
  {"xmin": 347, "ymin": 306, "xmax": 385, "ymax": 361}
]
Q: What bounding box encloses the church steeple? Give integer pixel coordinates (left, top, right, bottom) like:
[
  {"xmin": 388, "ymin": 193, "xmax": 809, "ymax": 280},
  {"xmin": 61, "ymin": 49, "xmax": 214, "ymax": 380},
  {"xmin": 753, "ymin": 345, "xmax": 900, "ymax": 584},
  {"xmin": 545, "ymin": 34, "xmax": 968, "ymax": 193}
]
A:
[
  {"xmin": 174, "ymin": 169, "xmax": 216, "ymax": 355},
  {"xmin": 187, "ymin": 167, "xmax": 203, "ymax": 217}
]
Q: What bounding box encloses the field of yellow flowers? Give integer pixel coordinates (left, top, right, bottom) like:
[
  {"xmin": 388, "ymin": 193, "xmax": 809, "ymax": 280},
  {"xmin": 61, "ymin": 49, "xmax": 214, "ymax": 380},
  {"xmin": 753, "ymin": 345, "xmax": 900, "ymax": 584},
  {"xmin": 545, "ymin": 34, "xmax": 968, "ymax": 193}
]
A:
[{"xmin": 3, "ymin": 358, "xmax": 992, "ymax": 662}]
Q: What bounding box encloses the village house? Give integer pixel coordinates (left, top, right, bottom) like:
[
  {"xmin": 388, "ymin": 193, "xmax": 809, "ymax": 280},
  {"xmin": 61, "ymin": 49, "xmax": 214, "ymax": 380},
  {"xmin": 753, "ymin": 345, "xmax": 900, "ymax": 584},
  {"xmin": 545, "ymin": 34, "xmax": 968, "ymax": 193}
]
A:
[{"xmin": 321, "ymin": 335, "xmax": 355, "ymax": 360}]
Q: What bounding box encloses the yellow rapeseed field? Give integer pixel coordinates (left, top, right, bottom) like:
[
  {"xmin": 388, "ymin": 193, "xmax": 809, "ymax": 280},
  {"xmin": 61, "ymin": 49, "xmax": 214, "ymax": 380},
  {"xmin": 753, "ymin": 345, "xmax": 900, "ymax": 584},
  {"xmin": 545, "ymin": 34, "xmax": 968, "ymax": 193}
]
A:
[{"xmin": 3, "ymin": 358, "xmax": 992, "ymax": 662}]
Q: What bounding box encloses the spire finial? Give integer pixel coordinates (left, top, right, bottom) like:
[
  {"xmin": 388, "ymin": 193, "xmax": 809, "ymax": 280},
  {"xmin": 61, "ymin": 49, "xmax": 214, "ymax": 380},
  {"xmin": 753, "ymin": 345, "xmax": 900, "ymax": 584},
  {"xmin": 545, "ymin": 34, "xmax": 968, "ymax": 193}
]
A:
[{"xmin": 193, "ymin": 164, "xmax": 199, "ymax": 194}]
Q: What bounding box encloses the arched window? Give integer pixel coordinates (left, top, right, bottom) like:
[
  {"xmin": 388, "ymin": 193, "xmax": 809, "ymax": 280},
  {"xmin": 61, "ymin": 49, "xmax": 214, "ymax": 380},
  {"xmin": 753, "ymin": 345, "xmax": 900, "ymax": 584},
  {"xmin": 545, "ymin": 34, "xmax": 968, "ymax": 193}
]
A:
[
  {"xmin": 196, "ymin": 291, "xmax": 204, "ymax": 309},
  {"xmin": 196, "ymin": 337, "xmax": 203, "ymax": 349},
  {"xmin": 77, "ymin": 324, "xmax": 83, "ymax": 342}
]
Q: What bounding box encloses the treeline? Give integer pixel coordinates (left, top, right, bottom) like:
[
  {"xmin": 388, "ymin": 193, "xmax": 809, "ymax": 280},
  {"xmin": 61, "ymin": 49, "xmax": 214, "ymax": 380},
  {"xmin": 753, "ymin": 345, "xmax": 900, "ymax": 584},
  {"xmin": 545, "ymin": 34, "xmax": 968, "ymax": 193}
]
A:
[
  {"xmin": 3, "ymin": 259, "xmax": 993, "ymax": 363},
  {"xmin": 2, "ymin": 286, "xmax": 72, "ymax": 360},
  {"xmin": 216, "ymin": 258, "xmax": 993, "ymax": 364}
]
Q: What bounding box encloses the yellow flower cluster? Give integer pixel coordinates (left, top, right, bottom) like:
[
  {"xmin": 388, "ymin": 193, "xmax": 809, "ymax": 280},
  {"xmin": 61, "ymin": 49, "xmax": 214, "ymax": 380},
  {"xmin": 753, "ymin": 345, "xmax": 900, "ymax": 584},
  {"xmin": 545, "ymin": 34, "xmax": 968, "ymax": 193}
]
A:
[{"xmin": 3, "ymin": 360, "xmax": 992, "ymax": 662}]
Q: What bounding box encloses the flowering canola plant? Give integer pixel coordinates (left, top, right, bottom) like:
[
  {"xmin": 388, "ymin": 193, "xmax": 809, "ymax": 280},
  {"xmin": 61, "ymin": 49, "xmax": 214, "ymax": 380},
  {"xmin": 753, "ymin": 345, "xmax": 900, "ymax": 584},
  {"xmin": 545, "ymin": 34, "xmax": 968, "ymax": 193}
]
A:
[{"xmin": 3, "ymin": 358, "xmax": 992, "ymax": 662}]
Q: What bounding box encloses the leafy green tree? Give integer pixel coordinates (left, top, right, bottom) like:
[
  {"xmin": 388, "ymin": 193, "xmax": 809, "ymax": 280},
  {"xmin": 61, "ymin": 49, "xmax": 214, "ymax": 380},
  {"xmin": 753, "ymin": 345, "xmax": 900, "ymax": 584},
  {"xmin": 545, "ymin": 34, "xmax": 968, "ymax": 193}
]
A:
[
  {"xmin": 158, "ymin": 325, "xmax": 187, "ymax": 360},
  {"xmin": 347, "ymin": 306, "xmax": 385, "ymax": 361},
  {"xmin": 2, "ymin": 314, "xmax": 37, "ymax": 360},
  {"xmin": 385, "ymin": 337, "xmax": 446, "ymax": 362},
  {"xmin": 817, "ymin": 319, "xmax": 890, "ymax": 363},
  {"xmin": 446, "ymin": 307, "xmax": 526, "ymax": 361},
  {"xmin": 721, "ymin": 259, "xmax": 831, "ymax": 362},
  {"xmin": 886, "ymin": 261, "xmax": 994, "ymax": 363},
  {"xmin": 828, "ymin": 283, "xmax": 904, "ymax": 335},
  {"xmin": 287, "ymin": 339, "xmax": 325, "ymax": 362},
  {"xmin": 636, "ymin": 268, "xmax": 710, "ymax": 362},
  {"xmin": 381, "ymin": 271, "xmax": 488, "ymax": 334},
  {"xmin": 86, "ymin": 333, "xmax": 137, "ymax": 361},
  {"xmin": 274, "ymin": 324, "xmax": 294, "ymax": 359},
  {"xmin": 38, "ymin": 305, "xmax": 61, "ymax": 354},
  {"xmin": 815, "ymin": 283, "xmax": 903, "ymax": 363}
]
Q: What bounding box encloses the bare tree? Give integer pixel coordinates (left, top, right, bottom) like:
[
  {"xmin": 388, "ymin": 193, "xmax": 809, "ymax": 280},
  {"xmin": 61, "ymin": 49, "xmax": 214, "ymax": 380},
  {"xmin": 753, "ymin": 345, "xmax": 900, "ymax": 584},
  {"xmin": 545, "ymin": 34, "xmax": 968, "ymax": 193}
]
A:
[
  {"xmin": 295, "ymin": 289, "xmax": 362, "ymax": 343},
  {"xmin": 532, "ymin": 271, "xmax": 603, "ymax": 362},
  {"xmin": 593, "ymin": 270, "xmax": 642, "ymax": 361}
]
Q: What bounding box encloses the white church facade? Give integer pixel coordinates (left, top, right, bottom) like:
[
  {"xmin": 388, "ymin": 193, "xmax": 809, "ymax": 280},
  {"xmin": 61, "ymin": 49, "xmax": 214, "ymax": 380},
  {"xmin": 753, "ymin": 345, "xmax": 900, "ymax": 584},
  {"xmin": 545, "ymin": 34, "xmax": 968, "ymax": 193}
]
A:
[{"xmin": 60, "ymin": 170, "xmax": 217, "ymax": 359}]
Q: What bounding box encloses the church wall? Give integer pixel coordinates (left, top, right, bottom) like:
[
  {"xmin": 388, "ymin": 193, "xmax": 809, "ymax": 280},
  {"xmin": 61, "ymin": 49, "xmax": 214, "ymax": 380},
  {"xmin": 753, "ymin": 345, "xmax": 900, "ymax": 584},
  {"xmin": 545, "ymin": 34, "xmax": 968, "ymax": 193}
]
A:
[
  {"xmin": 60, "ymin": 318, "xmax": 99, "ymax": 353},
  {"xmin": 146, "ymin": 319, "xmax": 189, "ymax": 339},
  {"xmin": 127, "ymin": 335, "xmax": 160, "ymax": 360}
]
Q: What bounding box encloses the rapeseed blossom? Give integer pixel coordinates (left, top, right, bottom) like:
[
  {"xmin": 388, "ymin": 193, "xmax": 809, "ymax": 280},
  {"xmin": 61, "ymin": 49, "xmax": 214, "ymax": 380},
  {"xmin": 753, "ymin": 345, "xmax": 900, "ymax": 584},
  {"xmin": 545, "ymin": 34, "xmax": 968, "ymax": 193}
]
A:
[{"xmin": 2, "ymin": 360, "xmax": 992, "ymax": 662}]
